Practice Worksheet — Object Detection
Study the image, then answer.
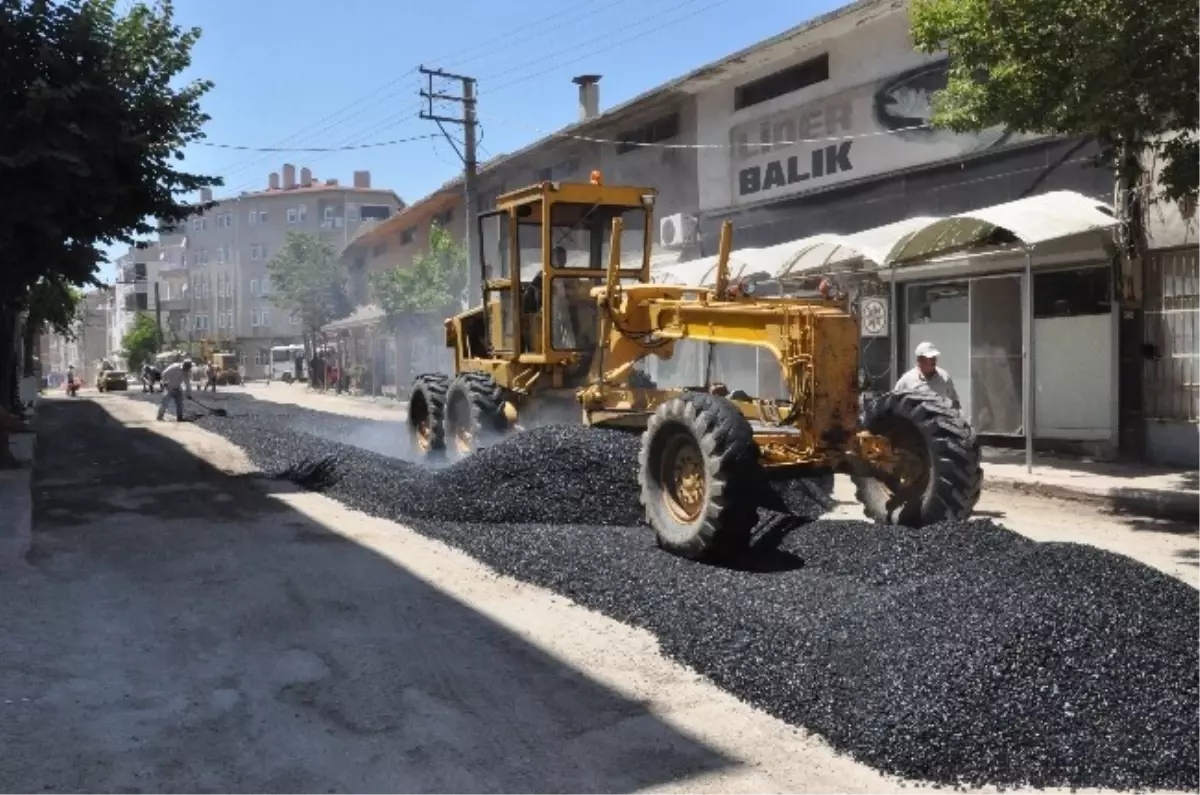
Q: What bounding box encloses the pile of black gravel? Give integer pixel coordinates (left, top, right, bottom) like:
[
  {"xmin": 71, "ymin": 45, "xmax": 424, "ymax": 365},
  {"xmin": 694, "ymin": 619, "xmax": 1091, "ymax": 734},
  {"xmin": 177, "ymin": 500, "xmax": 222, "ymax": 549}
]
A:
[
  {"xmin": 129, "ymin": 392, "xmax": 832, "ymax": 526},
  {"xmin": 125, "ymin": 391, "xmax": 1200, "ymax": 790}
]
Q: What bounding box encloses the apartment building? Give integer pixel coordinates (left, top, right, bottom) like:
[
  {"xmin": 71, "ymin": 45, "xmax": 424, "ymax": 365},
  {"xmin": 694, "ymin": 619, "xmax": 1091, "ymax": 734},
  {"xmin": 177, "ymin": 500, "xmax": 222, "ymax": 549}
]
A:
[
  {"xmin": 339, "ymin": 179, "xmax": 465, "ymax": 306},
  {"xmin": 164, "ymin": 165, "xmax": 403, "ymax": 367}
]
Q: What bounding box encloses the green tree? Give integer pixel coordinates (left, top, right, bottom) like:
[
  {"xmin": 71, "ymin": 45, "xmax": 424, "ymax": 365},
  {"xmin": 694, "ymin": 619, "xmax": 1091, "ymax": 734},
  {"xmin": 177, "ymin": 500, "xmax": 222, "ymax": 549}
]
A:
[
  {"xmin": 370, "ymin": 221, "xmax": 468, "ymax": 323},
  {"xmin": 120, "ymin": 312, "xmax": 159, "ymax": 371},
  {"xmin": 910, "ymin": 0, "xmax": 1198, "ymax": 296},
  {"xmin": 22, "ymin": 277, "xmax": 85, "ymax": 377},
  {"xmin": 0, "ymin": 0, "xmax": 218, "ymax": 407},
  {"xmin": 266, "ymin": 232, "xmax": 352, "ymax": 349}
]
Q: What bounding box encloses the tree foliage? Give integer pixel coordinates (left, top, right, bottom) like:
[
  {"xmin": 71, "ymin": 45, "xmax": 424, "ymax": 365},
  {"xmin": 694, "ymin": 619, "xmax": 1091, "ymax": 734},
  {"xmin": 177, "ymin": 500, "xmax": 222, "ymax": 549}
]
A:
[
  {"xmin": 910, "ymin": 0, "xmax": 1198, "ymax": 206},
  {"xmin": 370, "ymin": 222, "xmax": 468, "ymax": 322},
  {"xmin": 0, "ymin": 0, "xmax": 217, "ymax": 407},
  {"xmin": 120, "ymin": 312, "xmax": 159, "ymax": 371},
  {"xmin": 266, "ymin": 232, "xmax": 352, "ymax": 340},
  {"xmin": 27, "ymin": 277, "xmax": 85, "ymax": 340}
]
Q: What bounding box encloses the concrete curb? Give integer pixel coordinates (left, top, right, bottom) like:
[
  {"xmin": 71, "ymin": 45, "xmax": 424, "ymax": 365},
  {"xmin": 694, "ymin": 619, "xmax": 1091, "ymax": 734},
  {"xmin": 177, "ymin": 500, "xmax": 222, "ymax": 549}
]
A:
[{"xmin": 986, "ymin": 476, "xmax": 1198, "ymax": 523}]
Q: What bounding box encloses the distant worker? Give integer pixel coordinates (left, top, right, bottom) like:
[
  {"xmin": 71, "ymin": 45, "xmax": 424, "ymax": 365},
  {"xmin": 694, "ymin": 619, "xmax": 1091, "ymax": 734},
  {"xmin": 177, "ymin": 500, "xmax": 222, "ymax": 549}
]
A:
[
  {"xmin": 157, "ymin": 359, "xmax": 193, "ymax": 422},
  {"xmin": 204, "ymin": 360, "xmax": 218, "ymax": 393},
  {"xmin": 895, "ymin": 341, "xmax": 961, "ymax": 410}
]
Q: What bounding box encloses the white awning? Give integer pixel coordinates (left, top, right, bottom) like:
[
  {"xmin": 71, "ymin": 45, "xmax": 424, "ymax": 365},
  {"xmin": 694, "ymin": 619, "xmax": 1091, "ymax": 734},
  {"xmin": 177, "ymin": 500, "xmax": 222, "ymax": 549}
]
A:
[
  {"xmin": 648, "ymin": 217, "xmax": 940, "ymax": 287},
  {"xmin": 884, "ymin": 190, "xmax": 1117, "ymax": 264}
]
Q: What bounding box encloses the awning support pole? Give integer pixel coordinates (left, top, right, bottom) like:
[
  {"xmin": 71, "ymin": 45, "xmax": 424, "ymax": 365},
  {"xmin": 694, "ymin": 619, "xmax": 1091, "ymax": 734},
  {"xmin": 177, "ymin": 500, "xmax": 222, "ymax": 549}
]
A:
[
  {"xmin": 1022, "ymin": 247, "xmax": 1035, "ymax": 473},
  {"xmin": 889, "ymin": 268, "xmax": 899, "ymax": 385}
]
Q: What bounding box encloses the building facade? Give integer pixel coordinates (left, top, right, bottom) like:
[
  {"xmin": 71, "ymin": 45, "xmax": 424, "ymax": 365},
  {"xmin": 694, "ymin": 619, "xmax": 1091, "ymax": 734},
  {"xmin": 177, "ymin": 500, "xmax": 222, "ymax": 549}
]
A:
[{"xmin": 161, "ymin": 165, "xmax": 403, "ymax": 369}]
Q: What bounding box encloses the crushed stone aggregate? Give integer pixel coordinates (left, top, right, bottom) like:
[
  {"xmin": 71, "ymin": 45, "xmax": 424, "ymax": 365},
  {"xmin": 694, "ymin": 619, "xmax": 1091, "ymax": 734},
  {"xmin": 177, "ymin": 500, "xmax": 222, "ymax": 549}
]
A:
[{"xmin": 125, "ymin": 391, "xmax": 1200, "ymax": 790}]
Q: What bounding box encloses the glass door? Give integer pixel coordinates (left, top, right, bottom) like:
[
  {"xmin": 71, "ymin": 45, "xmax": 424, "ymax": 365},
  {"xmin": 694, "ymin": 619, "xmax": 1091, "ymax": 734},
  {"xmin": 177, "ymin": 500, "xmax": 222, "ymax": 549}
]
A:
[
  {"xmin": 969, "ymin": 275, "xmax": 1023, "ymax": 434},
  {"xmin": 905, "ymin": 281, "xmax": 971, "ymax": 420}
]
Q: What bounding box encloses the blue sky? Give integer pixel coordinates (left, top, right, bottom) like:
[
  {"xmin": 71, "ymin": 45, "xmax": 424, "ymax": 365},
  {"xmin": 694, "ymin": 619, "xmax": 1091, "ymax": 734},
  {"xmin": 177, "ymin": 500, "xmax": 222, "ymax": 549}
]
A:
[{"xmin": 101, "ymin": 0, "xmax": 844, "ymax": 278}]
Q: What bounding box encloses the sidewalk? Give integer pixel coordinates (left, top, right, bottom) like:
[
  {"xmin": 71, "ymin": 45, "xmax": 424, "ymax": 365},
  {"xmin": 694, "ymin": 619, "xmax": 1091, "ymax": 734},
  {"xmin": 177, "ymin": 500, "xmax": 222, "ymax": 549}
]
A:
[
  {"xmin": 0, "ymin": 411, "xmax": 35, "ymax": 568},
  {"xmin": 981, "ymin": 447, "xmax": 1198, "ymax": 522}
]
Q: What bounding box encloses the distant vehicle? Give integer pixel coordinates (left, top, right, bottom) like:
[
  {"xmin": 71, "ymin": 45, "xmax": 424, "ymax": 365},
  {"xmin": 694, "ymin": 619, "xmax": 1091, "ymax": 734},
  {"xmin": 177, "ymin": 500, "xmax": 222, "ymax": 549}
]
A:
[
  {"xmin": 211, "ymin": 351, "xmax": 242, "ymax": 385},
  {"xmin": 96, "ymin": 369, "xmax": 129, "ymax": 392},
  {"xmin": 270, "ymin": 344, "xmax": 305, "ymax": 383}
]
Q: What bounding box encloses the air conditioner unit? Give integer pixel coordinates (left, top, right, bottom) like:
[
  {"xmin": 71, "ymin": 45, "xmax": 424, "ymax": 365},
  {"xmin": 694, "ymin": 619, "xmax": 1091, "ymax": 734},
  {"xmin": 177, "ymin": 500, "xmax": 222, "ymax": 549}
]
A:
[{"xmin": 659, "ymin": 213, "xmax": 697, "ymax": 249}]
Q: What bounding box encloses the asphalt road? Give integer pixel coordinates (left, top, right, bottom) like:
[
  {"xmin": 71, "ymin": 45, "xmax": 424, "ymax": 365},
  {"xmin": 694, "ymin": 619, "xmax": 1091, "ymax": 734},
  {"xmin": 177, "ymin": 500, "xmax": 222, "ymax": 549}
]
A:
[
  {"xmin": 0, "ymin": 396, "xmax": 904, "ymax": 794},
  {"xmin": 6, "ymin": 399, "xmax": 709, "ymax": 792}
]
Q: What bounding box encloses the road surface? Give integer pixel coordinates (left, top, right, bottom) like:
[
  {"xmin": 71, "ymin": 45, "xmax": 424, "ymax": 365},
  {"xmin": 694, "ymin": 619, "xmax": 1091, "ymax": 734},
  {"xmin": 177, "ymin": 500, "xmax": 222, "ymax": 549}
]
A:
[{"xmin": 1, "ymin": 395, "xmax": 914, "ymax": 793}]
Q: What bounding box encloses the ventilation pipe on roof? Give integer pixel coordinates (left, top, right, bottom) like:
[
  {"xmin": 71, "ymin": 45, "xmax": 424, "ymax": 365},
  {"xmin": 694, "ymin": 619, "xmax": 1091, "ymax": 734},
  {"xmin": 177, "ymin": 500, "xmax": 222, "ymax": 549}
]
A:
[{"xmin": 572, "ymin": 75, "xmax": 601, "ymax": 121}]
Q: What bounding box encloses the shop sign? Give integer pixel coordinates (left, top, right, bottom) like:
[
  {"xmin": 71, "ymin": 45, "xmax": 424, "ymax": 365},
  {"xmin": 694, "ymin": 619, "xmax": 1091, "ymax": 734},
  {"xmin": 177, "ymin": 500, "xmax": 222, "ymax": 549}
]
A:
[{"xmin": 729, "ymin": 59, "xmax": 1037, "ymax": 206}]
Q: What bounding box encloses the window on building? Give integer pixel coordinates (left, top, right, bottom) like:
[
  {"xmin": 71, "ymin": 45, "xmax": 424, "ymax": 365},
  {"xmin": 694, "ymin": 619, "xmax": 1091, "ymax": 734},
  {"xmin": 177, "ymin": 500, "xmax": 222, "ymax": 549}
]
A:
[
  {"xmin": 250, "ymin": 279, "xmax": 259, "ymax": 297},
  {"xmin": 616, "ymin": 113, "xmax": 681, "ymax": 154},
  {"xmin": 216, "ymin": 246, "xmax": 226, "ymax": 264},
  {"xmin": 191, "ymin": 217, "xmax": 206, "ymax": 232},
  {"xmin": 297, "ymin": 205, "xmax": 307, "ymax": 224},
  {"xmin": 733, "ymin": 54, "xmax": 829, "ymax": 111},
  {"xmin": 360, "ymin": 204, "xmax": 391, "ymax": 221},
  {"xmin": 323, "ymin": 206, "xmax": 335, "ymax": 221},
  {"xmin": 1034, "ymin": 266, "xmax": 1112, "ymax": 318},
  {"xmin": 217, "ymin": 212, "xmax": 233, "ymax": 229},
  {"xmin": 399, "ymin": 228, "xmax": 414, "ymax": 246},
  {"xmin": 290, "ymin": 312, "xmax": 300, "ymax": 325},
  {"xmin": 434, "ymin": 208, "xmax": 454, "ymax": 227},
  {"xmin": 287, "ymin": 208, "xmax": 299, "ymax": 225},
  {"xmin": 261, "ymin": 275, "xmax": 271, "ymax": 295},
  {"xmin": 226, "ymin": 311, "xmax": 234, "ymax": 330},
  {"xmin": 346, "ymin": 204, "xmax": 360, "ymax": 222}
]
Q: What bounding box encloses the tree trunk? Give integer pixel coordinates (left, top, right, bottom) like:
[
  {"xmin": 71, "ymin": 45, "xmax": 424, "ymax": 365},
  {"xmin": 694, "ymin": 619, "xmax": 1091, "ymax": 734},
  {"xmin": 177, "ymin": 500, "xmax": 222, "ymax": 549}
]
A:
[
  {"xmin": 22, "ymin": 319, "xmax": 36, "ymax": 377},
  {"xmin": 1114, "ymin": 135, "xmax": 1149, "ymax": 307},
  {"xmin": 0, "ymin": 306, "xmax": 16, "ymax": 414}
]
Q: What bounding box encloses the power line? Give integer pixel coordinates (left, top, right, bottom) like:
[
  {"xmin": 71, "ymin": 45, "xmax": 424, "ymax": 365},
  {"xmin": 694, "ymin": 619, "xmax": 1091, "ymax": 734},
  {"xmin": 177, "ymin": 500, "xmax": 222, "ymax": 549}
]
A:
[
  {"xmin": 194, "ymin": 133, "xmax": 439, "ymax": 153},
  {"xmin": 210, "ymin": 0, "xmax": 619, "ymax": 185},
  {"xmin": 211, "ymin": 0, "xmax": 715, "ymax": 190}
]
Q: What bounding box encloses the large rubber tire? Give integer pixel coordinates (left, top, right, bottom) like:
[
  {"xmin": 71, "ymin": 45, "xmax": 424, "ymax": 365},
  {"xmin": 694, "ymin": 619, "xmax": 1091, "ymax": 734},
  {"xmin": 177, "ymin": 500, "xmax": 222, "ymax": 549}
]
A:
[
  {"xmin": 444, "ymin": 372, "xmax": 509, "ymax": 459},
  {"xmin": 852, "ymin": 390, "xmax": 982, "ymax": 526},
  {"xmin": 639, "ymin": 392, "xmax": 760, "ymax": 561},
  {"xmin": 407, "ymin": 373, "xmax": 451, "ymax": 457}
]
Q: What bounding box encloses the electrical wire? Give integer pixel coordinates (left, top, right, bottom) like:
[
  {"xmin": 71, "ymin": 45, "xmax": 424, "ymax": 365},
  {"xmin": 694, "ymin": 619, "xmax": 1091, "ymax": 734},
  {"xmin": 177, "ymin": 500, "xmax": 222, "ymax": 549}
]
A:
[
  {"xmin": 210, "ymin": 0, "xmax": 623, "ymax": 185},
  {"xmin": 212, "ymin": 0, "xmax": 728, "ymax": 189},
  {"xmin": 195, "ymin": 133, "xmax": 439, "ymax": 153}
]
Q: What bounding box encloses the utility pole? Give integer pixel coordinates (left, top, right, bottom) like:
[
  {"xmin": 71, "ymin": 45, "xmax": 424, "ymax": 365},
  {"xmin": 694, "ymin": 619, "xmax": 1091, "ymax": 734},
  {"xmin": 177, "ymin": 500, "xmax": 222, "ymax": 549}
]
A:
[{"xmin": 419, "ymin": 65, "xmax": 480, "ymax": 308}]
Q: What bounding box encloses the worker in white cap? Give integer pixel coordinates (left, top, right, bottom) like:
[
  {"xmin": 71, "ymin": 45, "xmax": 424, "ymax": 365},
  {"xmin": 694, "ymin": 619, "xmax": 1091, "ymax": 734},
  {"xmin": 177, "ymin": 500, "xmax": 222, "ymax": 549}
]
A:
[{"xmin": 895, "ymin": 341, "xmax": 961, "ymax": 409}]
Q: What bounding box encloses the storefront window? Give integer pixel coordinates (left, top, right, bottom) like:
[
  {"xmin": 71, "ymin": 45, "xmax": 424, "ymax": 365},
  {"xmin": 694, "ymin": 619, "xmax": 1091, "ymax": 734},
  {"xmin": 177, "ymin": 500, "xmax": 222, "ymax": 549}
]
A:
[{"xmin": 1034, "ymin": 266, "xmax": 1111, "ymax": 318}]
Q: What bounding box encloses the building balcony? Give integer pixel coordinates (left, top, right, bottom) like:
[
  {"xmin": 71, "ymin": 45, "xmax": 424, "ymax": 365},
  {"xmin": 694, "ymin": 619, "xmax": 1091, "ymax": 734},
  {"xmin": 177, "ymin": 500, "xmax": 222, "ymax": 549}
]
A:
[{"xmin": 158, "ymin": 295, "xmax": 189, "ymax": 311}]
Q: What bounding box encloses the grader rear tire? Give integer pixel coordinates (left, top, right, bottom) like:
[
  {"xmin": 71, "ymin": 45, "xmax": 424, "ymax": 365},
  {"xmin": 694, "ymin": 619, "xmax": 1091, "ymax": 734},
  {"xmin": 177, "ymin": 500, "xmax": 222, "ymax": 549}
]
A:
[
  {"xmin": 407, "ymin": 373, "xmax": 450, "ymax": 457},
  {"xmin": 444, "ymin": 372, "xmax": 509, "ymax": 459},
  {"xmin": 639, "ymin": 393, "xmax": 760, "ymax": 561},
  {"xmin": 852, "ymin": 390, "xmax": 982, "ymax": 526}
]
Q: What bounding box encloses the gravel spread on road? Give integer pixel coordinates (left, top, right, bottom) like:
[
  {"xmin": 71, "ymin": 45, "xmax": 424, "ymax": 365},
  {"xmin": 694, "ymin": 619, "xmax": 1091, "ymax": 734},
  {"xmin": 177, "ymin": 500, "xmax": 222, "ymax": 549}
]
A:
[{"xmin": 128, "ymin": 391, "xmax": 1200, "ymax": 790}]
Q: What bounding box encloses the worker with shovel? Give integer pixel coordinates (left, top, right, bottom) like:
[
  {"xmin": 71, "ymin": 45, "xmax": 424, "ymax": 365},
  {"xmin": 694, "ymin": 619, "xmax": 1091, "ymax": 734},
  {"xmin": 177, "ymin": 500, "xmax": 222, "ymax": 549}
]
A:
[{"xmin": 157, "ymin": 359, "xmax": 193, "ymax": 422}]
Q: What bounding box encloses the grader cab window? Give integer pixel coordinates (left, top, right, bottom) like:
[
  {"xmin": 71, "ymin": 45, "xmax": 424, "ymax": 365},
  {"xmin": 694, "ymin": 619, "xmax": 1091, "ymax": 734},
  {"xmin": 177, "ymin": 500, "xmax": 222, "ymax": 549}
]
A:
[
  {"xmin": 478, "ymin": 211, "xmax": 513, "ymax": 351},
  {"xmin": 549, "ymin": 203, "xmax": 647, "ymax": 271},
  {"xmin": 546, "ymin": 202, "xmax": 646, "ymax": 352}
]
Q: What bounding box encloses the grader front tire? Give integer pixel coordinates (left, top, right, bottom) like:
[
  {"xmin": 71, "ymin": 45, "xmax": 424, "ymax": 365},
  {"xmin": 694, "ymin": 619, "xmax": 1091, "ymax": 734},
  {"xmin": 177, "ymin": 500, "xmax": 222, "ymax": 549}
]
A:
[
  {"xmin": 852, "ymin": 390, "xmax": 982, "ymax": 526},
  {"xmin": 407, "ymin": 373, "xmax": 450, "ymax": 457},
  {"xmin": 445, "ymin": 372, "xmax": 509, "ymax": 459},
  {"xmin": 639, "ymin": 393, "xmax": 759, "ymax": 561}
]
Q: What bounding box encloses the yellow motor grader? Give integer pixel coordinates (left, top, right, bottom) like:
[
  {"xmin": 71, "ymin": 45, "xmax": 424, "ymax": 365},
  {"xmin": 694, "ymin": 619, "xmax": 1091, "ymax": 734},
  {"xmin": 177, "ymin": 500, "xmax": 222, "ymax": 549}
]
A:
[{"xmin": 407, "ymin": 173, "xmax": 982, "ymax": 560}]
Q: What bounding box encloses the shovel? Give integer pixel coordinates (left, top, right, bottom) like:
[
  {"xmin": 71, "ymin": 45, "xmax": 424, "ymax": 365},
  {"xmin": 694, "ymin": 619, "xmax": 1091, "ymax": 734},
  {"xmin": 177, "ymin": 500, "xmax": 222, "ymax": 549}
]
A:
[{"xmin": 187, "ymin": 394, "xmax": 229, "ymax": 417}]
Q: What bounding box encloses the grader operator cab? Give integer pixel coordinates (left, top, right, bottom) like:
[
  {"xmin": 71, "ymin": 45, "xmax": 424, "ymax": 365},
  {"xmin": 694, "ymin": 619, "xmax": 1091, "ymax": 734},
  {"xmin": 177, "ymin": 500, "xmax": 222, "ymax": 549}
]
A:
[{"xmin": 408, "ymin": 174, "xmax": 982, "ymax": 561}]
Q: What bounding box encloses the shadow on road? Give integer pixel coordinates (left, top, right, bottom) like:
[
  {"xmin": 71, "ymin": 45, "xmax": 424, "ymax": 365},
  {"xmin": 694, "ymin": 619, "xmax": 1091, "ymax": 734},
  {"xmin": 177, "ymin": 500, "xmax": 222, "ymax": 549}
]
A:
[{"xmin": 3, "ymin": 399, "xmax": 737, "ymax": 793}]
